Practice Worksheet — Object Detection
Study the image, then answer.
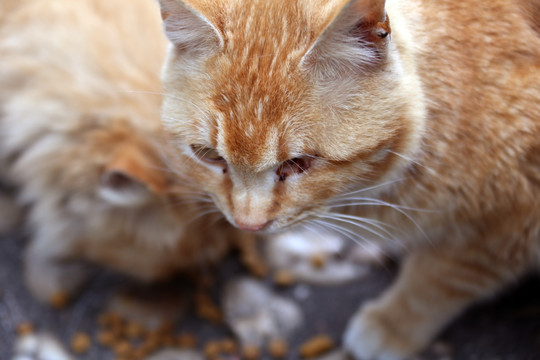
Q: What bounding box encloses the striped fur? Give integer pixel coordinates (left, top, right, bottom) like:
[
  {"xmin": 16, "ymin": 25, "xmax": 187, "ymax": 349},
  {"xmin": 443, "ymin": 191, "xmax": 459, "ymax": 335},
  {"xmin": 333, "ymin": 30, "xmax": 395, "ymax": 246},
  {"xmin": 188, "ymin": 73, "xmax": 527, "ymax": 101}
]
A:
[{"xmin": 158, "ymin": 0, "xmax": 540, "ymax": 358}]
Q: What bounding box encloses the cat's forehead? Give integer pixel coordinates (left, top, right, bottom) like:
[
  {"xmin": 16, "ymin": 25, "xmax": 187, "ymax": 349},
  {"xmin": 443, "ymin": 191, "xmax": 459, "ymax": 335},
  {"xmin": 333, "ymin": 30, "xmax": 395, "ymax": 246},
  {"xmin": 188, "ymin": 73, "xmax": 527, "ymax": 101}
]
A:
[{"xmin": 203, "ymin": 1, "xmax": 325, "ymax": 170}]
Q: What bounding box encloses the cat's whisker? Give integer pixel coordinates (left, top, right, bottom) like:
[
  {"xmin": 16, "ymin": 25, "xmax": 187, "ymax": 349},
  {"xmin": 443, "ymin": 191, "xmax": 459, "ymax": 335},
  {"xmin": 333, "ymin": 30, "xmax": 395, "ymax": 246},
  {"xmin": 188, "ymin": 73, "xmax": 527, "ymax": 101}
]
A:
[
  {"xmin": 312, "ymin": 218, "xmax": 408, "ymax": 256},
  {"xmin": 325, "ymin": 197, "xmax": 430, "ymax": 242},
  {"xmin": 185, "ymin": 207, "xmax": 221, "ymax": 226},
  {"xmin": 386, "ymin": 150, "xmax": 428, "ymax": 170},
  {"xmin": 310, "ymin": 218, "xmax": 388, "ymax": 255},
  {"xmin": 317, "ymin": 213, "xmax": 396, "ymax": 244},
  {"xmin": 328, "ymin": 198, "xmax": 436, "ymax": 213},
  {"xmin": 336, "ymin": 178, "xmax": 409, "ymax": 198},
  {"xmin": 324, "ymin": 212, "xmax": 402, "ymax": 239}
]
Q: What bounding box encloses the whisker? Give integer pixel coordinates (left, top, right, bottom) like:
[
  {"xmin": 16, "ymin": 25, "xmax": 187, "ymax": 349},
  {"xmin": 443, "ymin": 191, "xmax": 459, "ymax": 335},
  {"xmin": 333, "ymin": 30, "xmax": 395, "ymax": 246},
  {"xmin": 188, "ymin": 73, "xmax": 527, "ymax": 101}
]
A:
[
  {"xmin": 386, "ymin": 150, "xmax": 427, "ymax": 170},
  {"xmin": 335, "ymin": 177, "xmax": 408, "ymax": 198},
  {"xmin": 328, "ymin": 199, "xmax": 435, "ymax": 213},
  {"xmin": 325, "ymin": 212, "xmax": 401, "ymax": 239},
  {"xmin": 318, "ymin": 214, "xmax": 393, "ymax": 243}
]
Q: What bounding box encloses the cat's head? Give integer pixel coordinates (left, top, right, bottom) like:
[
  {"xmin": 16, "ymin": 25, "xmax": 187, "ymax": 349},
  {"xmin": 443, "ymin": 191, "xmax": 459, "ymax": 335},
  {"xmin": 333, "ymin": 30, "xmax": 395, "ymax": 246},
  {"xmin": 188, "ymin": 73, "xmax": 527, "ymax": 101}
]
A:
[
  {"xmin": 83, "ymin": 118, "xmax": 171, "ymax": 208},
  {"xmin": 158, "ymin": 0, "xmax": 425, "ymax": 232}
]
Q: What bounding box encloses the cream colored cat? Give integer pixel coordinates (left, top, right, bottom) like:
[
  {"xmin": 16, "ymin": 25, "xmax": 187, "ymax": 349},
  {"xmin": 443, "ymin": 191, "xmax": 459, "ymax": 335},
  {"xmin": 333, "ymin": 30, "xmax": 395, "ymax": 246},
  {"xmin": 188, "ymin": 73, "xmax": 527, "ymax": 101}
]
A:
[
  {"xmin": 0, "ymin": 0, "xmax": 237, "ymax": 305},
  {"xmin": 157, "ymin": 0, "xmax": 540, "ymax": 358}
]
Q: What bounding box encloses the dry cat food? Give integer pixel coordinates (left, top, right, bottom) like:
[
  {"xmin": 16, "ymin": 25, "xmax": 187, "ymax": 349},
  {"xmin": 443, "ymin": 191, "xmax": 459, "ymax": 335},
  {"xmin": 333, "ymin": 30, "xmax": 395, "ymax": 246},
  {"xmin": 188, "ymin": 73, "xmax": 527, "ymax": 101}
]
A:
[
  {"xmin": 310, "ymin": 254, "xmax": 327, "ymax": 269},
  {"xmin": 16, "ymin": 322, "xmax": 35, "ymax": 336},
  {"xmin": 97, "ymin": 329, "xmax": 116, "ymax": 346},
  {"xmin": 218, "ymin": 338, "xmax": 237, "ymax": 353},
  {"xmin": 242, "ymin": 344, "xmax": 261, "ymax": 360},
  {"xmin": 70, "ymin": 332, "xmax": 91, "ymax": 354},
  {"xmin": 268, "ymin": 338, "xmax": 289, "ymax": 358},
  {"xmin": 299, "ymin": 334, "xmax": 334, "ymax": 358},
  {"xmin": 125, "ymin": 321, "xmax": 145, "ymax": 339},
  {"xmin": 94, "ymin": 310, "xmax": 190, "ymax": 359},
  {"xmin": 203, "ymin": 340, "xmax": 221, "ymax": 359},
  {"xmin": 273, "ymin": 269, "xmax": 296, "ymax": 287},
  {"xmin": 176, "ymin": 332, "xmax": 198, "ymax": 348},
  {"xmin": 49, "ymin": 291, "xmax": 69, "ymax": 309}
]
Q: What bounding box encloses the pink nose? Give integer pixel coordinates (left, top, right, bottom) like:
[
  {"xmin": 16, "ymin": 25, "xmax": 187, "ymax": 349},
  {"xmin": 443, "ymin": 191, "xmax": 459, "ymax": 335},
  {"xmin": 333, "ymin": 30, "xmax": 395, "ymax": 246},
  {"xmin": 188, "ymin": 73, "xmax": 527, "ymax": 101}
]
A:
[{"xmin": 235, "ymin": 220, "xmax": 270, "ymax": 232}]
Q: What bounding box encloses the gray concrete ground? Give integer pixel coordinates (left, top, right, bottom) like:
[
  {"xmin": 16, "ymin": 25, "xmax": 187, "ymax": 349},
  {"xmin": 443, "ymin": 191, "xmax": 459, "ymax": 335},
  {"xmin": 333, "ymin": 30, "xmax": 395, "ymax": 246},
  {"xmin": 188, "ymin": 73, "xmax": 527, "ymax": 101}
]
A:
[{"xmin": 1, "ymin": 227, "xmax": 539, "ymax": 360}]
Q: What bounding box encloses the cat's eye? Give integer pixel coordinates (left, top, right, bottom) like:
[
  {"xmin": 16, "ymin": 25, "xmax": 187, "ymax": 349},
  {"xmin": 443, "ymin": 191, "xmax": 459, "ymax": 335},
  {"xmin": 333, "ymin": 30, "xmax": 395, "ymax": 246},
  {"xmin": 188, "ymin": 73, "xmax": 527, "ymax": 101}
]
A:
[
  {"xmin": 276, "ymin": 156, "xmax": 313, "ymax": 181},
  {"xmin": 190, "ymin": 144, "xmax": 225, "ymax": 164}
]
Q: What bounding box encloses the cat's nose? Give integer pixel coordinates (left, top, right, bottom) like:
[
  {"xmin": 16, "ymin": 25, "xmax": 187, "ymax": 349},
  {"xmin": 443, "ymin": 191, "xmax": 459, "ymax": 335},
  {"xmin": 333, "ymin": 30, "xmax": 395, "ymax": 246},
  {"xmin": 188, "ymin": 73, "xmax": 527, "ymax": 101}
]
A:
[{"xmin": 235, "ymin": 219, "xmax": 271, "ymax": 232}]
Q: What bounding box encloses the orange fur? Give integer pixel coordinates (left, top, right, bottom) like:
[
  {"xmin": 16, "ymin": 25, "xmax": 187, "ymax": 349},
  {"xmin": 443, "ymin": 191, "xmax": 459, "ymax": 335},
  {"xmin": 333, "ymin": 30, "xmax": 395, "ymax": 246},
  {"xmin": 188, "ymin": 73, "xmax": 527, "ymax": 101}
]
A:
[
  {"xmin": 0, "ymin": 0, "xmax": 239, "ymax": 304},
  {"xmin": 158, "ymin": 0, "xmax": 540, "ymax": 358}
]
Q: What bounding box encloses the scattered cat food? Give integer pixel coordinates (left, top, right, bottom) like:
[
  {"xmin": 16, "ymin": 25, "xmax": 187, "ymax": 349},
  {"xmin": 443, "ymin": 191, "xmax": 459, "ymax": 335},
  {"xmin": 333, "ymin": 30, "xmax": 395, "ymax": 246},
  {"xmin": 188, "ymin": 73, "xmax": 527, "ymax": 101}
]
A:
[
  {"xmin": 310, "ymin": 254, "xmax": 327, "ymax": 269},
  {"xmin": 242, "ymin": 344, "xmax": 261, "ymax": 360},
  {"xmin": 70, "ymin": 332, "xmax": 91, "ymax": 354},
  {"xmin": 114, "ymin": 340, "xmax": 133, "ymax": 358},
  {"xmin": 268, "ymin": 338, "xmax": 289, "ymax": 358},
  {"xmin": 98, "ymin": 311, "xmax": 123, "ymax": 328},
  {"xmin": 125, "ymin": 320, "xmax": 145, "ymax": 339},
  {"xmin": 49, "ymin": 291, "xmax": 69, "ymax": 309},
  {"xmin": 177, "ymin": 332, "xmax": 197, "ymax": 348},
  {"xmin": 218, "ymin": 338, "xmax": 237, "ymax": 353},
  {"xmin": 16, "ymin": 322, "xmax": 35, "ymax": 336},
  {"xmin": 203, "ymin": 340, "xmax": 221, "ymax": 359},
  {"xmin": 299, "ymin": 334, "xmax": 334, "ymax": 358},
  {"xmin": 97, "ymin": 329, "xmax": 116, "ymax": 347},
  {"xmin": 273, "ymin": 269, "xmax": 296, "ymax": 287},
  {"xmin": 196, "ymin": 302, "xmax": 223, "ymax": 323}
]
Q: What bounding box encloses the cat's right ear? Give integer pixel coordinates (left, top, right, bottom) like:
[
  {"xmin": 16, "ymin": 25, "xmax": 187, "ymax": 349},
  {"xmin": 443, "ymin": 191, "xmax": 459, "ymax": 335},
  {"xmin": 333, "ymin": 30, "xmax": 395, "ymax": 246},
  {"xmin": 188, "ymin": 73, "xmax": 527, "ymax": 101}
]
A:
[
  {"xmin": 157, "ymin": 0, "xmax": 223, "ymax": 54},
  {"xmin": 301, "ymin": 0, "xmax": 389, "ymax": 75}
]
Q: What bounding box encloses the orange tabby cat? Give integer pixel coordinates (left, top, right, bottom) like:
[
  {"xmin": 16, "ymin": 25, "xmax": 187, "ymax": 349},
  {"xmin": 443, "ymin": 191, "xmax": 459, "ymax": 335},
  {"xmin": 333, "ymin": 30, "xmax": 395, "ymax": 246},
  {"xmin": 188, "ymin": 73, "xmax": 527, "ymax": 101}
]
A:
[
  {"xmin": 157, "ymin": 0, "xmax": 540, "ymax": 358},
  {"xmin": 0, "ymin": 0, "xmax": 236, "ymax": 304}
]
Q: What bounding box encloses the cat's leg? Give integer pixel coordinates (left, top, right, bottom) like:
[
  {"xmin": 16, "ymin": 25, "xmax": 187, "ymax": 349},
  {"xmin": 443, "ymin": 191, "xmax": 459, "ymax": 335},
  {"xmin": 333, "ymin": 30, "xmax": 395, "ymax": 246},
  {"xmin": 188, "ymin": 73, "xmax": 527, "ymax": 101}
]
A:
[
  {"xmin": 24, "ymin": 234, "xmax": 93, "ymax": 306},
  {"xmin": 343, "ymin": 243, "xmax": 527, "ymax": 360}
]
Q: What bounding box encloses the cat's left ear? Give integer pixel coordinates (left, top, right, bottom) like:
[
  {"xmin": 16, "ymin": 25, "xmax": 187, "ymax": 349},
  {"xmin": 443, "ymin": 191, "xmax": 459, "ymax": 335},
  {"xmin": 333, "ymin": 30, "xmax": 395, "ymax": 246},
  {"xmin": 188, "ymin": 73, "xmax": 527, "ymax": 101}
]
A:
[
  {"xmin": 157, "ymin": 0, "xmax": 223, "ymax": 54},
  {"xmin": 98, "ymin": 147, "xmax": 168, "ymax": 207},
  {"xmin": 301, "ymin": 0, "xmax": 390, "ymax": 74}
]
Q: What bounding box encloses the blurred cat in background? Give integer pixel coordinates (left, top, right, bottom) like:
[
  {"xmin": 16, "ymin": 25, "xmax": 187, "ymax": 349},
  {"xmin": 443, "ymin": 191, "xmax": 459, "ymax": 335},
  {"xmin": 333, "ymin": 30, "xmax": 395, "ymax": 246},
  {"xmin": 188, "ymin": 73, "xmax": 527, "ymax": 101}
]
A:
[
  {"xmin": 0, "ymin": 0, "xmax": 236, "ymax": 305},
  {"xmin": 156, "ymin": 0, "xmax": 540, "ymax": 358}
]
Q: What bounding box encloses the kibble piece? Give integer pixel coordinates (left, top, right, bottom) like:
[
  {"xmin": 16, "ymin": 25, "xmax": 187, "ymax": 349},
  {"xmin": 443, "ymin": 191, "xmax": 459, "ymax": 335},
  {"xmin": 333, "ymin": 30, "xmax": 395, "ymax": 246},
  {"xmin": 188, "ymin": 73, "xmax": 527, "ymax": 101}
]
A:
[
  {"xmin": 310, "ymin": 254, "xmax": 327, "ymax": 269},
  {"xmin": 242, "ymin": 344, "xmax": 261, "ymax": 360},
  {"xmin": 268, "ymin": 338, "xmax": 288, "ymax": 358},
  {"xmin": 218, "ymin": 338, "xmax": 237, "ymax": 353},
  {"xmin": 273, "ymin": 270, "xmax": 295, "ymax": 287},
  {"xmin": 204, "ymin": 341, "xmax": 221, "ymax": 359},
  {"xmin": 197, "ymin": 303, "xmax": 223, "ymax": 323},
  {"xmin": 16, "ymin": 322, "xmax": 35, "ymax": 335},
  {"xmin": 97, "ymin": 330, "xmax": 116, "ymax": 347},
  {"xmin": 299, "ymin": 334, "xmax": 334, "ymax": 358},
  {"xmin": 177, "ymin": 332, "xmax": 198, "ymax": 348},
  {"xmin": 125, "ymin": 321, "xmax": 145, "ymax": 339},
  {"xmin": 114, "ymin": 340, "xmax": 133, "ymax": 358},
  {"xmin": 71, "ymin": 332, "xmax": 91, "ymax": 354},
  {"xmin": 98, "ymin": 312, "xmax": 123, "ymax": 328},
  {"xmin": 49, "ymin": 291, "xmax": 69, "ymax": 309}
]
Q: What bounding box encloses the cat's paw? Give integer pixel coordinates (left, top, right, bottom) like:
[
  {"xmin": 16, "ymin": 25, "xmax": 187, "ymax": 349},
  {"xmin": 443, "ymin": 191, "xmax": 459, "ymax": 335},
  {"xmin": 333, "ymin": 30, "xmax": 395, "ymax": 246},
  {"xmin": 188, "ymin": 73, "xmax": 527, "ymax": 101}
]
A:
[{"xmin": 343, "ymin": 302, "xmax": 415, "ymax": 360}]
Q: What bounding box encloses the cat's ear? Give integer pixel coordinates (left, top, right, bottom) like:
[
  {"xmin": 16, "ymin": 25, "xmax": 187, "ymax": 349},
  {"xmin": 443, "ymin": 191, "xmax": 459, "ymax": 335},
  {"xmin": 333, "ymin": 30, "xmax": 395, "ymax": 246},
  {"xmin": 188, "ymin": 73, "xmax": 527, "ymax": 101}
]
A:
[
  {"xmin": 98, "ymin": 147, "xmax": 168, "ymax": 207},
  {"xmin": 301, "ymin": 0, "xmax": 390, "ymax": 75},
  {"xmin": 158, "ymin": 0, "xmax": 223, "ymax": 54}
]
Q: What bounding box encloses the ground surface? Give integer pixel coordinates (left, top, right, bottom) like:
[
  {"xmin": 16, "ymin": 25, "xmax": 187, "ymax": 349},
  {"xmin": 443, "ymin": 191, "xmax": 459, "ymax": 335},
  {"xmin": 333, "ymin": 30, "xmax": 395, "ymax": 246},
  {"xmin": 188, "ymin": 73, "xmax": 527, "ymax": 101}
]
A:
[{"xmin": 1, "ymin": 228, "xmax": 539, "ymax": 360}]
